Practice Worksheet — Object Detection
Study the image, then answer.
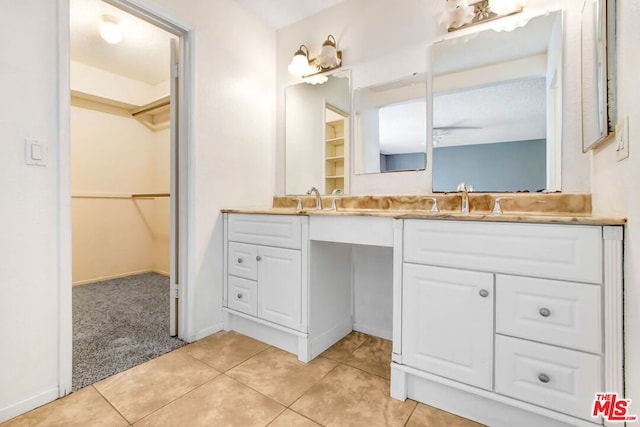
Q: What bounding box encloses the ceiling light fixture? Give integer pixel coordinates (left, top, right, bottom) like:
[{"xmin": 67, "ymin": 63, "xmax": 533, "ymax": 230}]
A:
[
  {"xmin": 288, "ymin": 34, "xmax": 342, "ymax": 81},
  {"xmin": 99, "ymin": 15, "xmax": 123, "ymax": 44}
]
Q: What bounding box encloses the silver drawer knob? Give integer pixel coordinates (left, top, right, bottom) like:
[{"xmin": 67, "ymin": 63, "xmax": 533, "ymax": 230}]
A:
[
  {"xmin": 539, "ymin": 308, "xmax": 551, "ymax": 317},
  {"xmin": 237, "ymin": 293, "xmax": 243, "ymax": 299},
  {"xmin": 479, "ymin": 289, "xmax": 489, "ymax": 298},
  {"xmin": 256, "ymin": 256, "xmax": 262, "ymax": 261},
  {"xmin": 538, "ymin": 374, "xmax": 550, "ymax": 383},
  {"xmin": 237, "ymin": 258, "xmax": 243, "ymax": 264}
]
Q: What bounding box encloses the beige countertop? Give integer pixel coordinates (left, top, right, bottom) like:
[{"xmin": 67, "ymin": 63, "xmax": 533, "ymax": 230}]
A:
[{"xmin": 221, "ymin": 207, "xmax": 626, "ymax": 225}]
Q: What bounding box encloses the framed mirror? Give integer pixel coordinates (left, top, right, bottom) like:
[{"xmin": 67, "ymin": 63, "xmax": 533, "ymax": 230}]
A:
[
  {"xmin": 431, "ymin": 11, "xmax": 563, "ymax": 193},
  {"xmin": 353, "ymin": 73, "xmax": 428, "ymax": 174},
  {"xmin": 285, "ymin": 70, "xmax": 351, "ymax": 195},
  {"xmin": 581, "ymin": 0, "xmax": 617, "ymax": 151}
]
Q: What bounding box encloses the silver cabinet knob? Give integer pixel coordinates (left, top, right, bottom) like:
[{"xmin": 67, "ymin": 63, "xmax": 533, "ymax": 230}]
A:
[
  {"xmin": 237, "ymin": 258, "xmax": 243, "ymax": 264},
  {"xmin": 479, "ymin": 289, "xmax": 489, "ymax": 298},
  {"xmin": 539, "ymin": 308, "xmax": 551, "ymax": 317},
  {"xmin": 538, "ymin": 374, "xmax": 550, "ymax": 383},
  {"xmin": 256, "ymin": 256, "xmax": 262, "ymax": 261},
  {"xmin": 237, "ymin": 293, "xmax": 243, "ymax": 299}
]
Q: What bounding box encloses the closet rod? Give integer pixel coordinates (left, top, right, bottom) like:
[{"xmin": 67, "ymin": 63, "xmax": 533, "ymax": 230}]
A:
[
  {"xmin": 131, "ymin": 193, "xmax": 170, "ymax": 198},
  {"xmin": 71, "ymin": 193, "xmax": 170, "ymax": 199},
  {"xmin": 72, "ymin": 193, "xmax": 131, "ymax": 199}
]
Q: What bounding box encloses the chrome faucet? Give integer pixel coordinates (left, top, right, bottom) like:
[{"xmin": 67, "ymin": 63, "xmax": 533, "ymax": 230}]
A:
[
  {"xmin": 457, "ymin": 182, "xmax": 473, "ymax": 214},
  {"xmin": 331, "ymin": 188, "xmax": 343, "ymax": 195},
  {"xmin": 307, "ymin": 186, "xmax": 322, "ymax": 210}
]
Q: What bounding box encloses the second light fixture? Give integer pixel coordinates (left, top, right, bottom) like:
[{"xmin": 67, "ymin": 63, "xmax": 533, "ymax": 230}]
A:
[{"xmin": 288, "ymin": 35, "xmax": 342, "ymax": 78}]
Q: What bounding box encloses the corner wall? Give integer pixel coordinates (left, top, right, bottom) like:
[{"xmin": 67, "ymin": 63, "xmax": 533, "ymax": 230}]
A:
[{"xmin": 0, "ymin": 0, "xmax": 62, "ymax": 420}]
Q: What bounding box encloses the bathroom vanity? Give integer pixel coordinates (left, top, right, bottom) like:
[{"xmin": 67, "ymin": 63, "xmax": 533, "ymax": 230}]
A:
[{"xmin": 222, "ymin": 194, "xmax": 624, "ymax": 427}]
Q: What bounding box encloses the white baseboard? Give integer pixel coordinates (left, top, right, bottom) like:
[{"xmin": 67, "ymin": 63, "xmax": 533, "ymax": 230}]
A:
[
  {"xmin": 309, "ymin": 317, "xmax": 352, "ymax": 359},
  {"xmin": 0, "ymin": 387, "xmax": 59, "ymax": 423},
  {"xmin": 192, "ymin": 323, "xmax": 223, "ymax": 342},
  {"xmin": 353, "ymin": 322, "xmax": 392, "ymax": 340}
]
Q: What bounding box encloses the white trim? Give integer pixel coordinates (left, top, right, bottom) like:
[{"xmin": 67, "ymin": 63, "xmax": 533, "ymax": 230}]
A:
[
  {"xmin": 392, "ymin": 363, "xmax": 599, "ymax": 427},
  {"xmin": 58, "ymin": 0, "xmax": 196, "ymax": 408},
  {"xmin": 0, "ymin": 388, "xmax": 60, "ymax": 423},
  {"xmin": 602, "ymin": 225, "xmax": 624, "ymax": 427},
  {"xmin": 392, "ymin": 218, "xmax": 403, "ymax": 362},
  {"xmin": 353, "ymin": 323, "xmax": 392, "ymax": 340},
  {"xmin": 57, "ymin": 0, "xmax": 73, "ymax": 399},
  {"xmin": 102, "ymin": 0, "xmax": 196, "ymax": 343},
  {"xmin": 193, "ymin": 324, "xmax": 223, "ymax": 342}
]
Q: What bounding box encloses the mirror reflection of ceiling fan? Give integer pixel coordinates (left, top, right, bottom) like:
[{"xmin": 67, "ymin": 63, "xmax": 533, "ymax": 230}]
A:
[{"xmin": 432, "ymin": 122, "xmax": 481, "ymax": 146}]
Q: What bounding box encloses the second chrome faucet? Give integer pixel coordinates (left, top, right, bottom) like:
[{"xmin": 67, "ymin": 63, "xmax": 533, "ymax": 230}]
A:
[{"xmin": 307, "ymin": 186, "xmax": 323, "ymax": 210}]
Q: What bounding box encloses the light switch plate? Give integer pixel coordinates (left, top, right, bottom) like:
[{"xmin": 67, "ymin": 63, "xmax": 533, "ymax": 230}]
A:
[
  {"xmin": 616, "ymin": 116, "xmax": 629, "ymax": 162},
  {"xmin": 25, "ymin": 138, "xmax": 47, "ymax": 166}
]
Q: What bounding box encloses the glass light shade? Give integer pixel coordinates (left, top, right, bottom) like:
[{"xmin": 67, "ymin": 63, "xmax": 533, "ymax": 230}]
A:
[
  {"xmin": 99, "ymin": 16, "xmax": 123, "ymax": 44},
  {"xmin": 488, "ymin": 0, "xmax": 525, "ymax": 15},
  {"xmin": 318, "ymin": 45, "xmax": 340, "ymax": 68},
  {"xmin": 288, "ymin": 53, "xmax": 310, "ymax": 76}
]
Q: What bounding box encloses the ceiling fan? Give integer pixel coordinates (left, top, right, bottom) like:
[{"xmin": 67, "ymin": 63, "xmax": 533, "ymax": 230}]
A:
[{"xmin": 432, "ymin": 122, "xmax": 481, "ymax": 146}]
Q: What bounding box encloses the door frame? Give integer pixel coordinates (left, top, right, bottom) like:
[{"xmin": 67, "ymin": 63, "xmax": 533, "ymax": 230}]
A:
[{"xmin": 57, "ymin": 0, "xmax": 195, "ymax": 396}]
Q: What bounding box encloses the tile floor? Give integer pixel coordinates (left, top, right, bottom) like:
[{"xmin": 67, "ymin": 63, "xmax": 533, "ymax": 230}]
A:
[{"xmin": 2, "ymin": 331, "xmax": 486, "ymax": 427}]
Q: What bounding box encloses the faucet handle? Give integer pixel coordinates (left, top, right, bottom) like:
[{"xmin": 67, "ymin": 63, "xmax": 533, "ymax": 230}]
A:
[
  {"xmin": 428, "ymin": 197, "xmax": 439, "ymax": 213},
  {"xmin": 492, "ymin": 197, "xmax": 513, "ymax": 215},
  {"xmin": 292, "ymin": 198, "xmax": 303, "ymax": 211}
]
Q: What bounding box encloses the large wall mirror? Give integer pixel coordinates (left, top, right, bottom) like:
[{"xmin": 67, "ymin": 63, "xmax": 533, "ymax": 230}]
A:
[
  {"xmin": 285, "ymin": 71, "xmax": 351, "ymax": 195},
  {"xmin": 432, "ymin": 11, "xmax": 563, "ymax": 192},
  {"xmin": 353, "ymin": 73, "xmax": 427, "ymax": 174},
  {"xmin": 581, "ymin": 0, "xmax": 616, "ymax": 151}
]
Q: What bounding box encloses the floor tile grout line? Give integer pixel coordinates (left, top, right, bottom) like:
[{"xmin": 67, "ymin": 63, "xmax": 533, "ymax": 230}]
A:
[
  {"xmin": 285, "ymin": 361, "xmax": 343, "ymax": 412},
  {"xmin": 403, "ymin": 400, "xmax": 419, "ymax": 427},
  {"xmin": 90, "ymin": 385, "xmax": 135, "ymax": 425},
  {"xmin": 109, "ymin": 370, "xmax": 222, "ymax": 425}
]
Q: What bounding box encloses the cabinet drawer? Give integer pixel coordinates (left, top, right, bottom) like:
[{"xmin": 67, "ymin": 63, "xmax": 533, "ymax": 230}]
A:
[
  {"xmin": 228, "ymin": 242, "xmax": 257, "ymax": 280},
  {"xmin": 228, "ymin": 214, "xmax": 302, "ymax": 249},
  {"xmin": 403, "ymin": 220, "xmax": 602, "ymax": 283},
  {"xmin": 495, "ymin": 335, "xmax": 601, "ymax": 421},
  {"xmin": 228, "ymin": 276, "xmax": 257, "ymax": 316},
  {"xmin": 496, "ymin": 275, "xmax": 601, "ymax": 353}
]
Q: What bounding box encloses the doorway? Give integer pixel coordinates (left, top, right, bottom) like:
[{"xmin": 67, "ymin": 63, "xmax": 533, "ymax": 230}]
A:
[{"xmin": 59, "ymin": 0, "xmax": 192, "ymax": 395}]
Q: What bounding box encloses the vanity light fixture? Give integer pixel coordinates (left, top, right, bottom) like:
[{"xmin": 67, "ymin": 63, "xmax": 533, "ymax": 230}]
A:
[
  {"xmin": 99, "ymin": 15, "xmax": 123, "ymax": 44},
  {"xmin": 488, "ymin": 0, "xmax": 526, "ymax": 16},
  {"xmin": 445, "ymin": 0, "xmax": 525, "ymax": 32},
  {"xmin": 288, "ymin": 34, "xmax": 342, "ymax": 81}
]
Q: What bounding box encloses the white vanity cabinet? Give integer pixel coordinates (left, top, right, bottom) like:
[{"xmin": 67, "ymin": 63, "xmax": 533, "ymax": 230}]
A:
[
  {"xmin": 227, "ymin": 241, "xmax": 302, "ymax": 330},
  {"xmin": 392, "ymin": 219, "xmax": 624, "ymax": 427},
  {"xmin": 402, "ymin": 264, "xmax": 494, "ymax": 390},
  {"xmin": 223, "ymin": 213, "xmax": 311, "ymax": 360}
]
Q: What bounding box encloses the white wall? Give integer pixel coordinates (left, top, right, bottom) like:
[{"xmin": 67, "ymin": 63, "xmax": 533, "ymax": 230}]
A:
[
  {"xmin": 591, "ymin": 0, "xmax": 640, "ymax": 415},
  {"xmin": 140, "ymin": 0, "xmax": 277, "ymax": 341},
  {"xmin": 276, "ymin": 0, "xmax": 591, "ymax": 194},
  {"xmin": 0, "ymin": 0, "xmax": 62, "ymax": 420},
  {"xmin": 0, "ymin": 0, "xmax": 275, "ymax": 421}
]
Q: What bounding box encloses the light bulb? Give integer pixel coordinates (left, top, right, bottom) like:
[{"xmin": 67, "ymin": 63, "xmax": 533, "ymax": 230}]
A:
[
  {"xmin": 288, "ymin": 46, "xmax": 310, "ymax": 76},
  {"xmin": 488, "ymin": 0, "xmax": 525, "ymax": 15},
  {"xmin": 100, "ymin": 15, "xmax": 123, "ymax": 44}
]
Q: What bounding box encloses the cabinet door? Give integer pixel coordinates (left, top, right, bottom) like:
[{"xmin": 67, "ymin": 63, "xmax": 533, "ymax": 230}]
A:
[
  {"xmin": 402, "ymin": 263, "xmax": 494, "ymax": 390},
  {"xmin": 257, "ymin": 246, "xmax": 302, "ymax": 330}
]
